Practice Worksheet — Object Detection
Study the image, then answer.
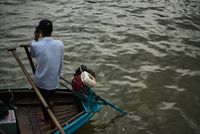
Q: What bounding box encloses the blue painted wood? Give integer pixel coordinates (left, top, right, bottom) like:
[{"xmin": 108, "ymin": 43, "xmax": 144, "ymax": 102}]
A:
[{"xmin": 54, "ymin": 91, "xmax": 101, "ymax": 134}]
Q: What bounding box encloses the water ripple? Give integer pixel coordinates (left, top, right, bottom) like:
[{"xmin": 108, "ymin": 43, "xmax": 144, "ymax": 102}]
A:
[{"xmin": 1, "ymin": 0, "xmax": 200, "ymax": 134}]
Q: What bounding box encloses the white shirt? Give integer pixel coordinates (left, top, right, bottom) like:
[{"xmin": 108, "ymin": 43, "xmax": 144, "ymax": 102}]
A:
[{"xmin": 31, "ymin": 37, "xmax": 64, "ymax": 90}]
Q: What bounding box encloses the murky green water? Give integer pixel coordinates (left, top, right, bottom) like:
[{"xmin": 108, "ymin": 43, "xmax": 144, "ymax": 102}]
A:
[{"xmin": 1, "ymin": 0, "xmax": 200, "ymax": 134}]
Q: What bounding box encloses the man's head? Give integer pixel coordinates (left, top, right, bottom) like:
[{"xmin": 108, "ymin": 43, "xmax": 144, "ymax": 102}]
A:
[{"xmin": 36, "ymin": 19, "xmax": 53, "ymax": 37}]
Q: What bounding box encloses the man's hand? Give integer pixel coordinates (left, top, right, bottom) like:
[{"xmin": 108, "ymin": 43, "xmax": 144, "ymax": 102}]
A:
[{"xmin": 34, "ymin": 29, "xmax": 40, "ymax": 41}]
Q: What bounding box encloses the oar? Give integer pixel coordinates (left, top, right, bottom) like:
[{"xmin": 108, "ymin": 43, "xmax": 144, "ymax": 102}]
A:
[
  {"xmin": 8, "ymin": 48, "xmax": 65, "ymax": 134},
  {"xmin": 20, "ymin": 44, "xmax": 35, "ymax": 73},
  {"xmin": 60, "ymin": 77, "xmax": 127, "ymax": 115},
  {"xmin": 92, "ymin": 92, "xmax": 127, "ymax": 115}
]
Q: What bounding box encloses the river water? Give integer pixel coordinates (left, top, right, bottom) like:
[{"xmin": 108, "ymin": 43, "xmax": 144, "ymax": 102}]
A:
[{"xmin": 0, "ymin": 0, "xmax": 200, "ymax": 134}]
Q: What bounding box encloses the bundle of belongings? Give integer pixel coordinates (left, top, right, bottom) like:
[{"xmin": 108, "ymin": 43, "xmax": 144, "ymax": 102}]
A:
[{"xmin": 71, "ymin": 65, "xmax": 96, "ymax": 95}]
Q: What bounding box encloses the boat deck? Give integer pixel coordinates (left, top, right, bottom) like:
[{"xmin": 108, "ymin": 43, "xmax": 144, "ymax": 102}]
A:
[
  {"xmin": 0, "ymin": 89, "xmax": 84, "ymax": 134},
  {"xmin": 16, "ymin": 104, "xmax": 82, "ymax": 134}
]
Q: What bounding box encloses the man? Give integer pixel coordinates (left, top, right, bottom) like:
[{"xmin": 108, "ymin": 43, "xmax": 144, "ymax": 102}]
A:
[{"xmin": 31, "ymin": 19, "xmax": 64, "ymax": 125}]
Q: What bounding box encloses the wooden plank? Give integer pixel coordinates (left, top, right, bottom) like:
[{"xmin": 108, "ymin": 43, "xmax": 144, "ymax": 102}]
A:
[
  {"xmin": 54, "ymin": 109, "xmax": 78, "ymax": 117},
  {"xmin": 37, "ymin": 110, "xmax": 51, "ymax": 134},
  {"xmin": 56, "ymin": 112, "xmax": 77, "ymax": 121},
  {"xmin": 15, "ymin": 98, "xmax": 76, "ymax": 105},
  {"xmin": 54, "ymin": 108, "xmax": 78, "ymax": 114},
  {"xmin": 53, "ymin": 105, "xmax": 78, "ymax": 112},
  {"xmin": 63, "ymin": 111, "xmax": 85, "ymax": 125},
  {"xmin": 40, "ymin": 125, "xmax": 51, "ymax": 133},
  {"xmin": 27, "ymin": 106, "xmax": 41, "ymax": 134},
  {"xmin": 15, "ymin": 107, "xmax": 33, "ymax": 134}
]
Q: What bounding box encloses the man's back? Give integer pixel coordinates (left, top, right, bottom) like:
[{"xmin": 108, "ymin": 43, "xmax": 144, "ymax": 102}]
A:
[{"xmin": 31, "ymin": 37, "xmax": 64, "ymax": 90}]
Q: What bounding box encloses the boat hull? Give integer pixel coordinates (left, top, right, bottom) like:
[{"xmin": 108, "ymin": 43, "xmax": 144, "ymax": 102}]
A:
[{"xmin": 0, "ymin": 88, "xmax": 100, "ymax": 134}]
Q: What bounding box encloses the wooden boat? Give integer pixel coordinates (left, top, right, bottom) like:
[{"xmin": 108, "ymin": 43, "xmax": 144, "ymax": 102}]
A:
[
  {"xmin": 1, "ymin": 47, "xmax": 126, "ymax": 134},
  {"xmin": 0, "ymin": 88, "xmax": 100, "ymax": 134}
]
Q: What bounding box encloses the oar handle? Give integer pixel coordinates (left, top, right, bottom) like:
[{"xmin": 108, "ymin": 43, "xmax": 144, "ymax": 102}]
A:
[
  {"xmin": 61, "ymin": 77, "xmax": 72, "ymax": 85},
  {"xmin": 8, "ymin": 49, "xmax": 65, "ymax": 134},
  {"xmin": 20, "ymin": 44, "xmax": 30, "ymax": 47},
  {"xmin": 8, "ymin": 48, "xmax": 16, "ymax": 51}
]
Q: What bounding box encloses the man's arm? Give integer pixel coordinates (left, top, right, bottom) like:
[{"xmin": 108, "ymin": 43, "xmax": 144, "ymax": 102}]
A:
[
  {"xmin": 59, "ymin": 44, "xmax": 64, "ymax": 77},
  {"xmin": 30, "ymin": 27, "xmax": 40, "ymax": 57},
  {"xmin": 34, "ymin": 28, "xmax": 40, "ymax": 41}
]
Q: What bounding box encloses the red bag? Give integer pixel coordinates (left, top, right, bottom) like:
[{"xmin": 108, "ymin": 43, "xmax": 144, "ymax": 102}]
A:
[{"xmin": 71, "ymin": 75, "xmax": 85, "ymax": 92}]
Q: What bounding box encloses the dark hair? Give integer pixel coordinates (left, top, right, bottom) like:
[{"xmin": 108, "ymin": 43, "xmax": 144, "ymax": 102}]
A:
[
  {"xmin": 43, "ymin": 27, "xmax": 53, "ymax": 36},
  {"xmin": 37, "ymin": 19, "xmax": 53, "ymax": 36}
]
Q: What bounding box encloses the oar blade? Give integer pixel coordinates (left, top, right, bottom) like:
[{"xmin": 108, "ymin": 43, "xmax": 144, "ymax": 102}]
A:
[{"xmin": 99, "ymin": 97, "xmax": 127, "ymax": 115}]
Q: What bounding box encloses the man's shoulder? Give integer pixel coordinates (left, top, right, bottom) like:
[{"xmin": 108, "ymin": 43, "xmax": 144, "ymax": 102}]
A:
[
  {"xmin": 31, "ymin": 40, "xmax": 40, "ymax": 48},
  {"xmin": 53, "ymin": 39, "xmax": 64, "ymax": 47},
  {"xmin": 31, "ymin": 38, "xmax": 64, "ymax": 48},
  {"xmin": 54, "ymin": 39, "xmax": 63, "ymax": 44}
]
